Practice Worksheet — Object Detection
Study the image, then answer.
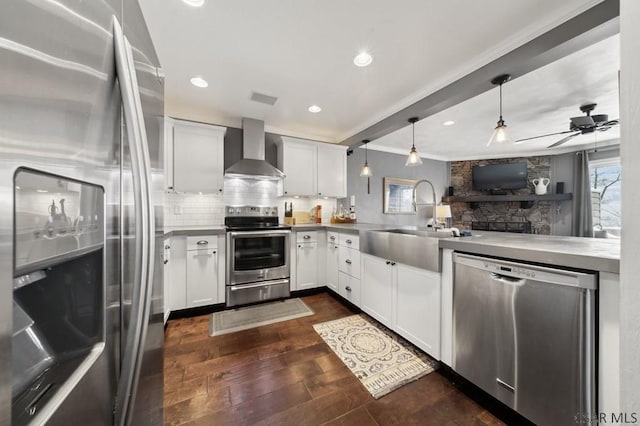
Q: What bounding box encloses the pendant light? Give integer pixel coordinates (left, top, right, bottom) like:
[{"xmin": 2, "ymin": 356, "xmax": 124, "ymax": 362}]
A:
[
  {"xmin": 360, "ymin": 139, "xmax": 372, "ymax": 194},
  {"xmin": 405, "ymin": 117, "xmax": 423, "ymax": 166},
  {"xmin": 360, "ymin": 139, "xmax": 372, "ymax": 177},
  {"xmin": 487, "ymin": 74, "xmax": 511, "ymax": 147}
]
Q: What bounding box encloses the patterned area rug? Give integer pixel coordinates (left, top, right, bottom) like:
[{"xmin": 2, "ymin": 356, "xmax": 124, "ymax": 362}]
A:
[
  {"xmin": 209, "ymin": 298, "xmax": 313, "ymax": 336},
  {"xmin": 313, "ymin": 314, "xmax": 438, "ymax": 399}
]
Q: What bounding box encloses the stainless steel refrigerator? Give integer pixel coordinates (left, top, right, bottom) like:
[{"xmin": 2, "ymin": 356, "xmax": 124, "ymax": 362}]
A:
[{"xmin": 1, "ymin": 1, "xmax": 164, "ymax": 424}]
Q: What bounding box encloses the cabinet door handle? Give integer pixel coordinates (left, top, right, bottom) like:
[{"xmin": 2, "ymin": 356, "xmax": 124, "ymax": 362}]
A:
[
  {"xmin": 163, "ymin": 259, "xmax": 168, "ymax": 265},
  {"xmin": 345, "ymin": 259, "xmax": 352, "ymax": 264},
  {"xmin": 345, "ymin": 286, "xmax": 352, "ymax": 292},
  {"xmin": 212, "ymin": 250, "xmax": 217, "ymax": 254},
  {"xmin": 390, "ymin": 262, "xmax": 396, "ymax": 266},
  {"xmin": 303, "ymin": 235, "xmax": 311, "ymax": 240},
  {"xmin": 386, "ymin": 260, "xmax": 391, "ymax": 265},
  {"xmin": 329, "ymin": 236, "xmax": 335, "ymax": 240},
  {"xmin": 196, "ymin": 240, "xmax": 208, "ymax": 245},
  {"xmin": 164, "ymin": 244, "xmax": 170, "ymax": 250},
  {"xmin": 345, "ymin": 239, "xmax": 352, "ymax": 244},
  {"xmin": 298, "ymin": 244, "xmax": 302, "ymax": 248}
]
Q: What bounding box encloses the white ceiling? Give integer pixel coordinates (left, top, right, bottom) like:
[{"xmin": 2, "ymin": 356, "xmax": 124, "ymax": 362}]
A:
[
  {"xmin": 138, "ymin": 0, "xmax": 614, "ymax": 158},
  {"xmin": 371, "ymin": 33, "xmax": 620, "ymax": 161}
]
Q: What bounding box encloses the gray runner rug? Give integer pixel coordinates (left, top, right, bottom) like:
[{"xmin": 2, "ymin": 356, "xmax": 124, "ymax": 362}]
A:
[{"xmin": 209, "ymin": 298, "xmax": 314, "ymax": 336}]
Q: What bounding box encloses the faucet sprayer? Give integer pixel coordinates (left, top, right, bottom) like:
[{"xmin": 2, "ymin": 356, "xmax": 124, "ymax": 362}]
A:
[{"xmin": 412, "ymin": 179, "xmax": 439, "ymax": 228}]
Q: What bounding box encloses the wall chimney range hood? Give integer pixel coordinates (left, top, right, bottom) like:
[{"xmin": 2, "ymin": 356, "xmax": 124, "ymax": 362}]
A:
[{"xmin": 225, "ymin": 118, "xmax": 285, "ymax": 179}]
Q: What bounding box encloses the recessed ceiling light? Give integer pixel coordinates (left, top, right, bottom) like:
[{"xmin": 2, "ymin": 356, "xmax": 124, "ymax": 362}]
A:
[
  {"xmin": 443, "ymin": 120, "xmax": 455, "ymax": 126},
  {"xmin": 182, "ymin": 0, "xmax": 204, "ymax": 7},
  {"xmin": 308, "ymin": 105, "xmax": 322, "ymax": 113},
  {"xmin": 190, "ymin": 76, "xmax": 208, "ymax": 88},
  {"xmin": 353, "ymin": 51, "xmax": 373, "ymax": 67}
]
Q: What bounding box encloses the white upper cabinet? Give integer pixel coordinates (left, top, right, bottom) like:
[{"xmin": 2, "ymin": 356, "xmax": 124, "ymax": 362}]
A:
[
  {"xmin": 277, "ymin": 136, "xmax": 347, "ymax": 198},
  {"xmin": 316, "ymin": 144, "xmax": 347, "ymax": 198},
  {"xmin": 279, "ymin": 140, "xmax": 316, "ymax": 196},
  {"xmin": 167, "ymin": 118, "xmax": 226, "ymax": 193}
]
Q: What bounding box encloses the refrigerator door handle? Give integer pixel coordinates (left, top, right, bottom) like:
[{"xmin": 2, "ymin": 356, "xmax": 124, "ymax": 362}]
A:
[{"xmin": 112, "ymin": 17, "xmax": 155, "ymax": 426}]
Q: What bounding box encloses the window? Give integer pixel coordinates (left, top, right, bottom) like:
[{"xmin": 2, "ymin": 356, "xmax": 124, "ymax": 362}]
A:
[{"xmin": 589, "ymin": 158, "xmax": 621, "ymax": 234}]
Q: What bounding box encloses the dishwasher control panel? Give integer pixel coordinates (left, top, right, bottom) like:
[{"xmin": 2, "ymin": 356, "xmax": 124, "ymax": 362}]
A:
[{"xmin": 484, "ymin": 261, "xmax": 536, "ymax": 278}]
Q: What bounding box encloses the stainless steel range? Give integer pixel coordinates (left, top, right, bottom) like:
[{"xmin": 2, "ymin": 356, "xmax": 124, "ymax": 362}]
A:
[{"xmin": 225, "ymin": 206, "xmax": 291, "ymax": 307}]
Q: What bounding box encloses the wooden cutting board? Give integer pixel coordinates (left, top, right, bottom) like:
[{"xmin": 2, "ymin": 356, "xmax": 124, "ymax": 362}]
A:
[{"xmin": 293, "ymin": 211, "xmax": 311, "ymax": 224}]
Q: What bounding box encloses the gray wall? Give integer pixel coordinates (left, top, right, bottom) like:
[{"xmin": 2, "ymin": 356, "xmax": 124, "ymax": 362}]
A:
[{"xmin": 346, "ymin": 148, "xmax": 448, "ymax": 225}]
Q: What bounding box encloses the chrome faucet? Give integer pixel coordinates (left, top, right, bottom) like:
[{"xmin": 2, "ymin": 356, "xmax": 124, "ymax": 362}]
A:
[{"xmin": 412, "ymin": 179, "xmax": 438, "ymax": 228}]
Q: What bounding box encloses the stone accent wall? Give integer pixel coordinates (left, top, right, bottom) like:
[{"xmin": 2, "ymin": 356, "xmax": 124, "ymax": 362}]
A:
[{"xmin": 449, "ymin": 156, "xmax": 552, "ymax": 234}]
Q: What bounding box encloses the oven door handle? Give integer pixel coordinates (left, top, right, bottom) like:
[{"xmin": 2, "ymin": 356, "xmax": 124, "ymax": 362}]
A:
[
  {"xmin": 228, "ymin": 230, "xmax": 291, "ymax": 239},
  {"xmin": 229, "ymin": 279, "xmax": 289, "ymax": 291}
]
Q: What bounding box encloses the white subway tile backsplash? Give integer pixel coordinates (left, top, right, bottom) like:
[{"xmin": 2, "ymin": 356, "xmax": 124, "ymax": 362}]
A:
[{"xmin": 164, "ymin": 177, "xmax": 338, "ymax": 227}]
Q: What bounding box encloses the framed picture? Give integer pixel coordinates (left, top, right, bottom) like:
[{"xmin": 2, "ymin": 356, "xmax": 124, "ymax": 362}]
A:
[{"xmin": 383, "ymin": 177, "xmax": 417, "ymax": 214}]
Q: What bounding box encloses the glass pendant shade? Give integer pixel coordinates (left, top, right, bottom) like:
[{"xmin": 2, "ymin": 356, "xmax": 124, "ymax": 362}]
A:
[
  {"xmin": 360, "ymin": 139, "xmax": 372, "ymax": 176},
  {"xmin": 405, "ymin": 146, "xmax": 423, "ymax": 166},
  {"xmin": 360, "ymin": 162, "xmax": 372, "ymax": 177},
  {"xmin": 487, "ymin": 119, "xmax": 510, "ymax": 147},
  {"xmin": 405, "ymin": 117, "xmax": 423, "ymax": 167}
]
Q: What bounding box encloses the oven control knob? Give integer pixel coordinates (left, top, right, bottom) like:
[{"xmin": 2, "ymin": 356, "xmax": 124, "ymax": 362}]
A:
[{"xmin": 228, "ymin": 207, "xmax": 234, "ymax": 214}]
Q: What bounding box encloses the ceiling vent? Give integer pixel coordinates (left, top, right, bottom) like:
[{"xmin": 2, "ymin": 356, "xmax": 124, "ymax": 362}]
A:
[{"xmin": 250, "ymin": 91, "xmax": 278, "ymax": 106}]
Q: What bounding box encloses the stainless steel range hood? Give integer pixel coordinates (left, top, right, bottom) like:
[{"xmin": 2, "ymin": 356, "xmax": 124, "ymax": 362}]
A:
[{"xmin": 225, "ymin": 118, "xmax": 285, "ymax": 179}]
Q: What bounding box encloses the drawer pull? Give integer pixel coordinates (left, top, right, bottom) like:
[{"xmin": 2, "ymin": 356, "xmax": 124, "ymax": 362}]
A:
[
  {"xmin": 303, "ymin": 235, "xmax": 311, "ymax": 240},
  {"xmin": 390, "ymin": 261, "xmax": 396, "ymax": 266},
  {"xmin": 345, "ymin": 239, "xmax": 352, "ymax": 244},
  {"xmin": 345, "ymin": 259, "xmax": 352, "ymax": 265},
  {"xmin": 345, "ymin": 286, "xmax": 352, "ymax": 292},
  {"xmin": 386, "ymin": 260, "xmax": 391, "ymax": 265},
  {"xmin": 164, "ymin": 244, "xmax": 171, "ymax": 250},
  {"xmin": 163, "ymin": 259, "xmax": 168, "ymax": 265},
  {"xmin": 196, "ymin": 240, "xmax": 208, "ymax": 245},
  {"xmin": 329, "ymin": 236, "xmax": 336, "ymax": 240}
]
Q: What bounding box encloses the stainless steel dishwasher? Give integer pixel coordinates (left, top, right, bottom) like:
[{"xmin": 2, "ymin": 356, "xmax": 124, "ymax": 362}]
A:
[{"xmin": 452, "ymin": 253, "xmax": 596, "ymax": 426}]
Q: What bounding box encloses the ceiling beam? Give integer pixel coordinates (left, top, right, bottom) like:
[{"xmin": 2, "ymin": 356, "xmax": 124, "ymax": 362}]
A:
[{"xmin": 339, "ymin": 0, "xmax": 620, "ymax": 147}]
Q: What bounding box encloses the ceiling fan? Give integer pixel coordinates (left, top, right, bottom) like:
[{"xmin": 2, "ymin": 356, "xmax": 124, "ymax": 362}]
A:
[{"xmin": 514, "ymin": 103, "xmax": 619, "ymax": 148}]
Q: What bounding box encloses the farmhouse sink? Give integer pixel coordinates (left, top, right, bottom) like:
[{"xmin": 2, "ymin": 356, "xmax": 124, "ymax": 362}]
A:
[{"xmin": 360, "ymin": 227, "xmax": 451, "ymax": 272}]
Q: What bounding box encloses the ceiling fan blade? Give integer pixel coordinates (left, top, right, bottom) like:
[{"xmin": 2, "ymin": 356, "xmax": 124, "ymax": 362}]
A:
[
  {"xmin": 547, "ymin": 132, "xmax": 580, "ymax": 148},
  {"xmin": 514, "ymin": 129, "xmax": 576, "ymax": 144},
  {"xmin": 602, "ymin": 119, "xmax": 619, "ymax": 126}
]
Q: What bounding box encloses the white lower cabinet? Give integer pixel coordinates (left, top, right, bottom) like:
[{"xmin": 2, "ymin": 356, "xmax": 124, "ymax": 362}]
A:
[
  {"xmin": 394, "ymin": 263, "xmax": 441, "ymax": 358},
  {"xmin": 166, "ymin": 234, "xmax": 223, "ymax": 313},
  {"xmin": 326, "ymin": 241, "xmax": 339, "ymax": 292},
  {"xmin": 296, "ymin": 241, "xmax": 319, "ymax": 290},
  {"xmin": 360, "ymin": 254, "xmax": 394, "ymax": 325},
  {"xmin": 293, "ymin": 231, "xmax": 324, "ymax": 290},
  {"xmin": 338, "ymin": 271, "xmax": 360, "ymax": 306},
  {"xmin": 361, "ymin": 253, "xmax": 441, "ymax": 359},
  {"xmin": 163, "ymin": 238, "xmax": 171, "ymax": 324},
  {"xmin": 186, "ymin": 244, "xmax": 219, "ymax": 308},
  {"xmin": 168, "ymin": 236, "xmax": 187, "ymax": 312}
]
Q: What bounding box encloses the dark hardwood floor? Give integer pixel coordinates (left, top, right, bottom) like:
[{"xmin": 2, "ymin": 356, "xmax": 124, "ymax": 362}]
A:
[{"xmin": 163, "ymin": 293, "xmax": 504, "ymax": 426}]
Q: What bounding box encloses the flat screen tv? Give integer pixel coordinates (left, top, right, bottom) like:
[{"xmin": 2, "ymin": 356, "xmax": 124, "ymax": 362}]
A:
[{"xmin": 472, "ymin": 162, "xmax": 528, "ymax": 191}]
